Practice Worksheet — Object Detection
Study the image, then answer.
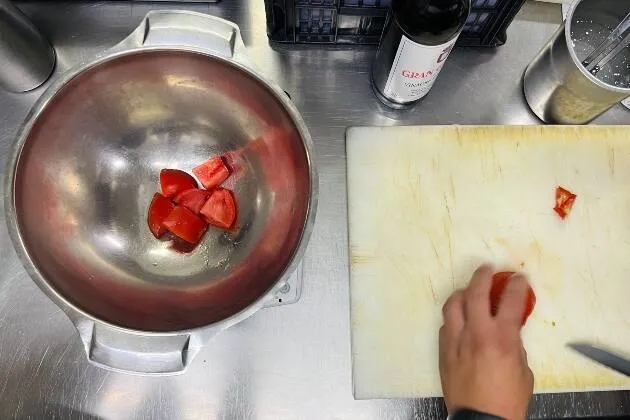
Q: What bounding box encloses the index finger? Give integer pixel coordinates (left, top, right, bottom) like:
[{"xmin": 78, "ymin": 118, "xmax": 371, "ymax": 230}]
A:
[
  {"xmin": 464, "ymin": 264, "xmax": 494, "ymax": 325},
  {"xmin": 496, "ymin": 273, "xmax": 530, "ymax": 328}
]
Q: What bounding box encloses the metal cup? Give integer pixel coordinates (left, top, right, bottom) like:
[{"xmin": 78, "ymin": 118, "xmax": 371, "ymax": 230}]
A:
[
  {"xmin": 523, "ymin": 0, "xmax": 630, "ymax": 124},
  {"xmin": 0, "ymin": 0, "xmax": 55, "ymax": 93}
]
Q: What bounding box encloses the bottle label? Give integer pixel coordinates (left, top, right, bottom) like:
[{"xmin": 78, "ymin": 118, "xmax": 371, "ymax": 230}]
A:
[{"xmin": 383, "ymin": 35, "xmax": 458, "ymax": 103}]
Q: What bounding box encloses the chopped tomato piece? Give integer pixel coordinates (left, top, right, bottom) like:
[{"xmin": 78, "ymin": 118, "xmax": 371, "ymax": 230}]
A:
[
  {"xmin": 222, "ymin": 150, "xmax": 249, "ymax": 182},
  {"xmin": 147, "ymin": 193, "xmax": 175, "ymax": 239},
  {"xmin": 160, "ymin": 169, "xmax": 198, "ymax": 198},
  {"xmin": 200, "ymin": 188, "xmax": 237, "ymax": 229},
  {"xmin": 490, "ymin": 272, "xmax": 536, "ymax": 326},
  {"xmin": 162, "ymin": 206, "xmax": 208, "ymax": 244},
  {"xmin": 173, "ymin": 188, "xmax": 213, "ymax": 214},
  {"xmin": 192, "ymin": 156, "xmax": 230, "ymax": 189},
  {"xmin": 554, "ymin": 186, "xmax": 577, "ymax": 220}
]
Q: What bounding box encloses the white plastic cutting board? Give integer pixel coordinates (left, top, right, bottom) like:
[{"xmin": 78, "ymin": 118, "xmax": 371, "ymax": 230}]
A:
[{"xmin": 347, "ymin": 125, "xmax": 630, "ymax": 399}]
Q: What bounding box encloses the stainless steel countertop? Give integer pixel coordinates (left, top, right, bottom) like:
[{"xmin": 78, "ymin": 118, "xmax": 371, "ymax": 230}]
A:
[{"xmin": 1, "ymin": 1, "xmax": 629, "ymax": 418}]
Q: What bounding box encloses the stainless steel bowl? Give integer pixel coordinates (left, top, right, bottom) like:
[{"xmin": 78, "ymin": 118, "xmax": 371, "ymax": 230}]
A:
[{"xmin": 5, "ymin": 11, "xmax": 317, "ymax": 374}]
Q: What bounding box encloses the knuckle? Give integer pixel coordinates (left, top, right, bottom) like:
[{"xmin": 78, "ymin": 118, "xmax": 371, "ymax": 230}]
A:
[
  {"xmin": 465, "ymin": 283, "xmax": 487, "ymax": 302},
  {"xmin": 442, "ymin": 296, "xmax": 455, "ymax": 315},
  {"xmin": 473, "ymin": 263, "xmax": 493, "ymax": 277},
  {"xmin": 468, "ymin": 328, "xmax": 490, "ymax": 349},
  {"xmin": 506, "ymin": 275, "xmax": 528, "ymax": 294},
  {"xmin": 495, "ymin": 338, "xmax": 515, "ymax": 355},
  {"xmin": 469, "ymin": 328, "xmax": 522, "ymax": 355},
  {"xmin": 466, "ymin": 289, "xmax": 483, "ymax": 304},
  {"xmin": 442, "ymin": 291, "xmax": 462, "ymax": 316},
  {"xmin": 439, "ymin": 325, "xmax": 453, "ymax": 345}
]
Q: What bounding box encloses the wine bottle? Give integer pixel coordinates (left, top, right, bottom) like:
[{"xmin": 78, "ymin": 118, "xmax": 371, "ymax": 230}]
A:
[{"xmin": 371, "ymin": 0, "xmax": 470, "ymax": 109}]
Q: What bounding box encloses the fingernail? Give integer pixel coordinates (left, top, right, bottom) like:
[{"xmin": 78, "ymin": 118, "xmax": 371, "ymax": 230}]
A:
[{"xmin": 508, "ymin": 273, "xmax": 529, "ymax": 288}]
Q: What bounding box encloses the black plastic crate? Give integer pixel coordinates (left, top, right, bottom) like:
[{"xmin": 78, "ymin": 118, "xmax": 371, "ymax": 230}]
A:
[{"xmin": 265, "ymin": 0, "xmax": 526, "ymax": 46}]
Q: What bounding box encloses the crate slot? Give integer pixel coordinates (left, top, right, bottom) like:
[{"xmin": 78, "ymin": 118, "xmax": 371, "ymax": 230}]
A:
[
  {"xmin": 473, "ymin": 0, "xmax": 501, "ymax": 6},
  {"xmin": 341, "ymin": 0, "xmax": 390, "ymax": 7},
  {"xmin": 267, "ymin": 0, "xmax": 525, "ymax": 46}
]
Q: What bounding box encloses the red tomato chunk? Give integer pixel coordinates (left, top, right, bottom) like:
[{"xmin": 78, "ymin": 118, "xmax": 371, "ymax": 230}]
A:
[
  {"xmin": 163, "ymin": 206, "xmax": 208, "ymax": 244},
  {"xmin": 200, "ymin": 188, "xmax": 237, "ymax": 229},
  {"xmin": 174, "ymin": 188, "xmax": 213, "ymax": 214},
  {"xmin": 160, "ymin": 169, "xmax": 197, "ymax": 198},
  {"xmin": 490, "ymin": 272, "xmax": 536, "ymax": 326},
  {"xmin": 192, "ymin": 156, "xmax": 230, "ymax": 189},
  {"xmin": 147, "ymin": 193, "xmax": 174, "ymax": 239}
]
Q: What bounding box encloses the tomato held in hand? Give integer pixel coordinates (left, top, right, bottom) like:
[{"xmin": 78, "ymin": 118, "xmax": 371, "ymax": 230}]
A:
[
  {"xmin": 193, "ymin": 156, "xmax": 230, "ymax": 190},
  {"xmin": 490, "ymin": 272, "xmax": 536, "ymax": 326},
  {"xmin": 173, "ymin": 188, "xmax": 213, "ymax": 214},
  {"xmin": 162, "ymin": 206, "xmax": 208, "ymax": 244},
  {"xmin": 147, "ymin": 193, "xmax": 175, "ymax": 239},
  {"xmin": 160, "ymin": 169, "xmax": 198, "ymax": 198},
  {"xmin": 200, "ymin": 187, "xmax": 237, "ymax": 229}
]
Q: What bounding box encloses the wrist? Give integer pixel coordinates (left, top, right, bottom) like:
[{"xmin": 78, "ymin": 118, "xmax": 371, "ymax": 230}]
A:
[{"xmin": 448, "ymin": 408, "xmax": 505, "ymax": 420}]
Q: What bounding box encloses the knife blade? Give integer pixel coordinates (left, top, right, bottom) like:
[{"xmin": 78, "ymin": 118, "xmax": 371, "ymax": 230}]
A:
[{"xmin": 567, "ymin": 342, "xmax": 630, "ymax": 376}]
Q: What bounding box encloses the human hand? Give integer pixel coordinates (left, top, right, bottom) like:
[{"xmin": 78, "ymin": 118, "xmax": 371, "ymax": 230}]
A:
[{"xmin": 439, "ymin": 265, "xmax": 534, "ymax": 420}]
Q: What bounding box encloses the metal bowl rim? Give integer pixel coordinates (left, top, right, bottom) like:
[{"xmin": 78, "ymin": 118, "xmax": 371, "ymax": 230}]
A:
[{"xmin": 4, "ymin": 45, "xmax": 318, "ymax": 335}]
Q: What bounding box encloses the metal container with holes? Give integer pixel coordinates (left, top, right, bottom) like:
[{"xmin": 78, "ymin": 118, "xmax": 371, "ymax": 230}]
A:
[
  {"xmin": 5, "ymin": 11, "xmax": 317, "ymax": 375},
  {"xmin": 523, "ymin": 0, "xmax": 630, "ymax": 124}
]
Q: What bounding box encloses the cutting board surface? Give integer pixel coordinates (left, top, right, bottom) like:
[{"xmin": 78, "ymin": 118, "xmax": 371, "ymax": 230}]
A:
[{"xmin": 347, "ymin": 125, "xmax": 630, "ymax": 399}]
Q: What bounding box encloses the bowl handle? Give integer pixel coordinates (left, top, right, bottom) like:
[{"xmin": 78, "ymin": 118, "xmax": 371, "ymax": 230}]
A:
[
  {"xmin": 71, "ymin": 317, "xmax": 202, "ymax": 375},
  {"xmin": 116, "ymin": 10, "xmax": 254, "ymax": 69}
]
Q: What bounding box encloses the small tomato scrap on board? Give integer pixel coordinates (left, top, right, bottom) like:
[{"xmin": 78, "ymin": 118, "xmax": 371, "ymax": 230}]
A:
[{"xmin": 553, "ymin": 186, "xmax": 577, "ymax": 220}]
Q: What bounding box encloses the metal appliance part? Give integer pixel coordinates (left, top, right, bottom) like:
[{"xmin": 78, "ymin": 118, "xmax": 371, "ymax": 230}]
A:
[
  {"xmin": 0, "ymin": 0, "xmax": 55, "ymax": 92},
  {"xmin": 5, "ymin": 10, "xmax": 317, "ymax": 375},
  {"xmin": 523, "ymin": 0, "xmax": 630, "ymax": 124},
  {"xmin": 568, "ymin": 343, "xmax": 630, "ymax": 376}
]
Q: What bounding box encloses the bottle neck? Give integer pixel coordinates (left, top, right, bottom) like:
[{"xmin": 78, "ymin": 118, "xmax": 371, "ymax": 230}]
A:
[{"xmin": 391, "ymin": 0, "xmax": 470, "ymax": 46}]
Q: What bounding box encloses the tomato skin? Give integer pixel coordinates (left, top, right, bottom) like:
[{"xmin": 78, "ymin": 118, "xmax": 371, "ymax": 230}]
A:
[
  {"xmin": 173, "ymin": 188, "xmax": 212, "ymax": 214},
  {"xmin": 200, "ymin": 188, "xmax": 237, "ymax": 229},
  {"xmin": 160, "ymin": 169, "xmax": 198, "ymax": 198},
  {"xmin": 162, "ymin": 206, "xmax": 208, "ymax": 244},
  {"xmin": 193, "ymin": 156, "xmax": 230, "ymax": 190},
  {"xmin": 147, "ymin": 193, "xmax": 174, "ymax": 239},
  {"xmin": 490, "ymin": 271, "xmax": 536, "ymax": 326},
  {"xmin": 554, "ymin": 186, "xmax": 577, "ymax": 220}
]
